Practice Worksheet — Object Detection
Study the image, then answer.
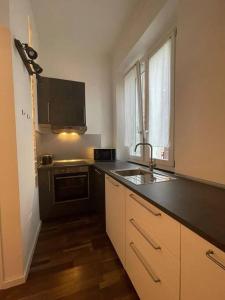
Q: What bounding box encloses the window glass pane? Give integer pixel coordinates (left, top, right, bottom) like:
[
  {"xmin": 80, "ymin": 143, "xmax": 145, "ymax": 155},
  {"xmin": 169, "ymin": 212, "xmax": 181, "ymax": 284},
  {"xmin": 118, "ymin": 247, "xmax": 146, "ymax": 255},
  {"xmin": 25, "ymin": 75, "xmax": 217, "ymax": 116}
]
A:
[
  {"xmin": 140, "ymin": 62, "xmax": 146, "ymax": 130},
  {"xmin": 124, "ymin": 66, "xmax": 142, "ymax": 157},
  {"xmin": 148, "ymin": 39, "xmax": 171, "ymax": 160}
]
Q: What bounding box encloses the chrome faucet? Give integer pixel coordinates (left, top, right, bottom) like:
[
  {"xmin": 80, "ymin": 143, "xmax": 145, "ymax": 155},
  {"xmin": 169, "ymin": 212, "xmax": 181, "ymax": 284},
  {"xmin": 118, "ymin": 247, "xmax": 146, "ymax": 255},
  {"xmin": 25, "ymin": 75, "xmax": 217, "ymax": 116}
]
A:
[{"xmin": 134, "ymin": 143, "xmax": 155, "ymax": 173}]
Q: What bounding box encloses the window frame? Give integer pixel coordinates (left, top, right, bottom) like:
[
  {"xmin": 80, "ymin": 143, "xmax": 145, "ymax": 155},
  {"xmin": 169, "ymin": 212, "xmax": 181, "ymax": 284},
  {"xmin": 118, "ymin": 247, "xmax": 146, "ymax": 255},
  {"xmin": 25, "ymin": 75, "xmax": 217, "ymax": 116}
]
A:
[
  {"xmin": 124, "ymin": 63, "xmax": 145, "ymax": 164},
  {"xmin": 125, "ymin": 29, "xmax": 176, "ymax": 171}
]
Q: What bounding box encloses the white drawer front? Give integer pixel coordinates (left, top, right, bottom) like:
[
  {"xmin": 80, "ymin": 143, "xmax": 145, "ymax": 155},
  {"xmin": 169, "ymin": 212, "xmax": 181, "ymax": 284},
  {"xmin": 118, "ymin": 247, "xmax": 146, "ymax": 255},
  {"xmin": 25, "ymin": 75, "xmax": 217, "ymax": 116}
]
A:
[
  {"xmin": 126, "ymin": 236, "xmax": 177, "ymax": 300},
  {"xmin": 126, "ymin": 217, "xmax": 180, "ymax": 300},
  {"xmin": 126, "ymin": 190, "xmax": 180, "ymax": 258},
  {"xmin": 181, "ymin": 226, "xmax": 225, "ymax": 300}
]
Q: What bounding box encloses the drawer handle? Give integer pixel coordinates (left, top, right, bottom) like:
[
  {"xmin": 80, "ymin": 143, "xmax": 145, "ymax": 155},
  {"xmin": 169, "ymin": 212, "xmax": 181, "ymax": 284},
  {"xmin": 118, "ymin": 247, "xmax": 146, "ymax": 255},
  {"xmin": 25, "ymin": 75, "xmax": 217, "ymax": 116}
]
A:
[
  {"xmin": 107, "ymin": 176, "xmax": 119, "ymax": 187},
  {"xmin": 130, "ymin": 242, "xmax": 161, "ymax": 283},
  {"xmin": 129, "ymin": 194, "xmax": 161, "ymax": 217},
  {"xmin": 130, "ymin": 218, "xmax": 161, "ymax": 250},
  {"xmin": 55, "ymin": 175, "xmax": 87, "ymax": 180},
  {"xmin": 206, "ymin": 250, "xmax": 225, "ymax": 271}
]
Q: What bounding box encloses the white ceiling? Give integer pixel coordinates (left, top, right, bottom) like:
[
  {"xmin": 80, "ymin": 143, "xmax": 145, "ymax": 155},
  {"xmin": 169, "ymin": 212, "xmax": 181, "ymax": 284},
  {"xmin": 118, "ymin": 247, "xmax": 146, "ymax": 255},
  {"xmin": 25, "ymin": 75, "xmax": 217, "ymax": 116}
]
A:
[{"xmin": 31, "ymin": 0, "xmax": 139, "ymax": 55}]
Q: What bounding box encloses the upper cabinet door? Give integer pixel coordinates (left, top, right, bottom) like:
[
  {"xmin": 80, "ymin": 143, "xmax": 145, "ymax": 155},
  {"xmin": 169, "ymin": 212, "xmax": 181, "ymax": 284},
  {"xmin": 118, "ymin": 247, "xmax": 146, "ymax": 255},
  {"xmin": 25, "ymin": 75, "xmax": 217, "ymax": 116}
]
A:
[
  {"xmin": 37, "ymin": 76, "xmax": 86, "ymax": 126},
  {"xmin": 50, "ymin": 78, "xmax": 85, "ymax": 127},
  {"xmin": 37, "ymin": 76, "xmax": 51, "ymax": 124}
]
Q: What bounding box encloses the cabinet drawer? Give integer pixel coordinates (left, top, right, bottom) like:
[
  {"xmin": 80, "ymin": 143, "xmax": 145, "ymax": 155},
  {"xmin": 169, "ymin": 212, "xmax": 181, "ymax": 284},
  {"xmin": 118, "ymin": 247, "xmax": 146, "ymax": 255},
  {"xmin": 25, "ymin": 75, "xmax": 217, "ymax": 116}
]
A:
[
  {"xmin": 126, "ymin": 236, "xmax": 177, "ymax": 300},
  {"xmin": 126, "ymin": 218, "xmax": 180, "ymax": 300},
  {"xmin": 126, "ymin": 190, "xmax": 180, "ymax": 258},
  {"xmin": 181, "ymin": 226, "xmax": 225, "ymax": 300}
]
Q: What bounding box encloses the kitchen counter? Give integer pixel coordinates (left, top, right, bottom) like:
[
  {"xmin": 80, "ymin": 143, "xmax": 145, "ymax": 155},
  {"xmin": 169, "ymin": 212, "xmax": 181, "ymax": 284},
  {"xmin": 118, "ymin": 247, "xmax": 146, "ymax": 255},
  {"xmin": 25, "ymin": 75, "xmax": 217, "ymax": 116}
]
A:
[{"xmin": 93, "ymin": 161, "xmax": 225, "ymax": 253}]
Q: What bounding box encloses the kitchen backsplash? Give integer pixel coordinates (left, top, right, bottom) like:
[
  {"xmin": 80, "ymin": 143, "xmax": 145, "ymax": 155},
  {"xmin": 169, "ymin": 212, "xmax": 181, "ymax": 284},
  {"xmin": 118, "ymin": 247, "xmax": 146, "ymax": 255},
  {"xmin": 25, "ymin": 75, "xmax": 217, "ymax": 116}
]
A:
[{"xmin": 36, "ymin": 131, "xmax": 101, "ymax": 160}]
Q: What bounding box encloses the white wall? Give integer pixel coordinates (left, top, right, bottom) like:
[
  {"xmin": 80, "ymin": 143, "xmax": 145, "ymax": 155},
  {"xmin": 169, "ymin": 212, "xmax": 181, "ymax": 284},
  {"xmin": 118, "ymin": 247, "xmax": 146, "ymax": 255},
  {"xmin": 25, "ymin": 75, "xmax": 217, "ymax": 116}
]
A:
[
  {"xmin": 9, "ymin": 0, "xmax": 41, "ymax": 274},
  {"xmin": 0, "ymin": 2, "xmax": 24, "ymax": 286},
  {"xmin": 37, "ymin": 132, "xmax": 101, "ymax": 160},
  {"xmin": 0, "ymin": 0, "xmax": 9, "ymax": 27},
  {"xmin": 113, "ymin": 0, "xmax": 225, "ymax": 185},
  {"xmin": 0, "ymin": 0, "xmax": 39, "ymax": 288},
  {"xmin": 113, "ymin": 0, "xmax": 167, "ymax": 71},
  {"xmin": 175, "ymin": 0, "xmax": 225, "ymax": 184}
]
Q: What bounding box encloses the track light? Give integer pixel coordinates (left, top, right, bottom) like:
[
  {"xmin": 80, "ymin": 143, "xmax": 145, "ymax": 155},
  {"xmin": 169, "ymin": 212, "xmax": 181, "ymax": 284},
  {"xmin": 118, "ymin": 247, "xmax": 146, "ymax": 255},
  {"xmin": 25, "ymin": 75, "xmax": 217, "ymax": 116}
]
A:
[
  {"xmin": 14, "ymin": 39, "xmax": 43, "ymax": 76},
  {"xmin": 28, "ymin": 60, "xmax": 43, "ymax": 74},
  {"xmin": 23, "ymin": 43, "xmax": 38, "ymax": 59}
]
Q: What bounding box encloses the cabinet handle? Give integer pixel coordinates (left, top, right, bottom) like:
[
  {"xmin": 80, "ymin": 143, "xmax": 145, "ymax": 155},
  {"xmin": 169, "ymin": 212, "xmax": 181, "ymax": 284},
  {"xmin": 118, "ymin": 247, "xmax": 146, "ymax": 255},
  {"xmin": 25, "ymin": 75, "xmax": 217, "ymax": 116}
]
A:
[
  {"xmin": 94, "ymin": 168, "xmax": 102, "ymax": 175},
  {"xmin": 130, "ymin": 242, "xmax": 161, "ymax": 283},
  {"xmin": 48, "ymin": 171, "xmax": 51, "ymax": 192},
  {"xmin": 129, "ymin": 218, "xmax": 161, "ymax": 250},
  {"xmin": 106, "ymin": 176, "xmax": 119, "ymax": 187},
  {"xmin": 47, "ymin": 102, "xmax": 50, "ymax": 123},
  {"xmin": 206, "ymin": 250, "xmax": 225, "ymax": 271},
  {"xmin": 55, "ymin": 175, "xmax": 87, "ymax": 180},
  {"xmin": 129, "ymin": 194, "xmax": 161, "ymax": 217}
]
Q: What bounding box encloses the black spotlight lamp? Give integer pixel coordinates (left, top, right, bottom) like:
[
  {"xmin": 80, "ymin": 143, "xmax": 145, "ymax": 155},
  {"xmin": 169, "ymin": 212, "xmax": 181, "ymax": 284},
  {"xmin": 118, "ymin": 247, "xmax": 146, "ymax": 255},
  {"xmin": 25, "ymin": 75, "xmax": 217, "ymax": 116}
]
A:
[
  {"xmin": 14, "ymin": 39, "xmax": 43, "ymax": 76},
  {"xmin": 23, "ymin": 43, "xmax": 38, "ymax": 60},
  {"xmin": 29, "ymin": 60, "xmax": 43, "ymax": 74}
]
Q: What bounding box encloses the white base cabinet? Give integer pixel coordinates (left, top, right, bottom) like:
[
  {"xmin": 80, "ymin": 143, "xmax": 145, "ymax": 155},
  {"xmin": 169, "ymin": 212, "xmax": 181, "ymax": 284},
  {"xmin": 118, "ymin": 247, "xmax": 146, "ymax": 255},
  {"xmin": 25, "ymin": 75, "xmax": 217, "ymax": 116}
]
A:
[
  {"xmin": 105, "ymin": 175, "xmax": 126, "ymax": 265},
  {"xmin": 104, "ymin": 175, "xmax": 225, "ymax": 300},
  {"xmin": 125, "ymin": 190, "xmax": 180, "ymax": 300},
  {"xmin": 181, "ymin": 225, "xmax": 225, "ymax": 300}
]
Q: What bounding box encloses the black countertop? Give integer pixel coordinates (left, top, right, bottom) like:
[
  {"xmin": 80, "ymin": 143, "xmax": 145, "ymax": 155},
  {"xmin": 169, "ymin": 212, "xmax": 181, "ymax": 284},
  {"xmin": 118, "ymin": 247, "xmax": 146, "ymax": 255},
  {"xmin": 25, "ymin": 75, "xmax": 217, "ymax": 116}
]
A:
[
  {"xmin": 93, "ymin": 161, "xmax": 225, "ymax": 253},
  {"xmin": 38, "ymin": 159, "xmax": 94, "ymax": 169}
]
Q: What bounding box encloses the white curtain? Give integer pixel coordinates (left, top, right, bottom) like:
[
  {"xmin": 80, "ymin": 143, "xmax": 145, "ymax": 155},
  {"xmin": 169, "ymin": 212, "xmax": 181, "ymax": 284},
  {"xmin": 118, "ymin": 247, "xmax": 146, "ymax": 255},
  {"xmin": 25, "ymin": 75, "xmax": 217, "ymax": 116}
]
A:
[
  {"xmin": 148, "ymin": 39, "xmax": 171, "ymax": 148},
  {"xmin": 124, "ymin": 66, "xmax": 141, "ymax": 156}
]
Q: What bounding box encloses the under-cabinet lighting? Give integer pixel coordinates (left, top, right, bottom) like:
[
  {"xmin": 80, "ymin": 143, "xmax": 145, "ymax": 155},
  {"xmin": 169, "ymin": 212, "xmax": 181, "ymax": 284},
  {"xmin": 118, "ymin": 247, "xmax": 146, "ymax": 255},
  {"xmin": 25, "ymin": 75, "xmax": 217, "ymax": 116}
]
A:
[
  {"xmin": 60, "ymin": 132, "xmax": 79, "ymax": 136},
  {"xmin": 58, "ymin": 132, "xmax": 80, "ymax": 141}
]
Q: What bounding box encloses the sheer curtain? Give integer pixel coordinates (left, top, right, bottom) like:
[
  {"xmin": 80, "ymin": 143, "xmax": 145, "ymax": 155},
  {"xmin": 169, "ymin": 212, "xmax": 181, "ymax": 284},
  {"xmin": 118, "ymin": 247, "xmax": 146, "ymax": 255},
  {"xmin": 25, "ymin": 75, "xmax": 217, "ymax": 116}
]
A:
[
  {"xmin": 148, "ymin": 39, "xmax": 171, "ymax": 149},
  {"xmin": 124, "ymin": 66, "xmax": 142, "ymax": 156}
]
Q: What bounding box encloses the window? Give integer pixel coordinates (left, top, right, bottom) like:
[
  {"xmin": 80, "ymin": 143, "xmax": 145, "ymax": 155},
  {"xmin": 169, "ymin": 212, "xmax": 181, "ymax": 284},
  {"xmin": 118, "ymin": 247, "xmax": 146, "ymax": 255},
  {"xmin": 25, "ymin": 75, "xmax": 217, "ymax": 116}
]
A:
[
  {"xmin": 124, "ymin": 35, "xmax": 175, "ymax": 169},
  {"xmin": 124, "ymin": 65, "xmax": 143, "ymax": 158},
  {"xmin": 148, "ymin": 38, "xmax": 172, "ymax": 163}
]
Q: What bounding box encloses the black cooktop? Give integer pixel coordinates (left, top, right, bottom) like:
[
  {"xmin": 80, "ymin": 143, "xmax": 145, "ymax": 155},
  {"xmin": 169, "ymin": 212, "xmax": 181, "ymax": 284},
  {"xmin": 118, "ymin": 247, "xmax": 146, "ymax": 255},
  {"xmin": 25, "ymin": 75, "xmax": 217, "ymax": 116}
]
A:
[{"xmin": 53, "ymin": 159, "xmax": 94, "ymax": 167}]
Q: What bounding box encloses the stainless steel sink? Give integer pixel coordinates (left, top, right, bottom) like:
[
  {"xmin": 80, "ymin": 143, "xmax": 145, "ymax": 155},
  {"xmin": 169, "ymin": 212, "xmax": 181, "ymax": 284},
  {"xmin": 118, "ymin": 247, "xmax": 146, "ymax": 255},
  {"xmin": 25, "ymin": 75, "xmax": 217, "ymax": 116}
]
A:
[
  {"xmin": 111, "ymin": 168, "xmax": 175, "ymax": 185},
  {"xmin": 113, "ymin": 169, "xmax": 151, "ymax": 177}
]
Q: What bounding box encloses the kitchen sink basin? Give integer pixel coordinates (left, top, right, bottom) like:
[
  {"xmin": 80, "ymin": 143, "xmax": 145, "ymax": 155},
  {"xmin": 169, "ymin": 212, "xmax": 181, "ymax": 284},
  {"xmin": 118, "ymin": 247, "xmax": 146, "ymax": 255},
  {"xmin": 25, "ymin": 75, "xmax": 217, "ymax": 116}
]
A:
[
  {"xmin": 111, "ymin": 168, "xmax": 175, "ymax": 185},
  {"xmin": 113, "ymin": 169, "xmax": 151, "ymax": 177}
]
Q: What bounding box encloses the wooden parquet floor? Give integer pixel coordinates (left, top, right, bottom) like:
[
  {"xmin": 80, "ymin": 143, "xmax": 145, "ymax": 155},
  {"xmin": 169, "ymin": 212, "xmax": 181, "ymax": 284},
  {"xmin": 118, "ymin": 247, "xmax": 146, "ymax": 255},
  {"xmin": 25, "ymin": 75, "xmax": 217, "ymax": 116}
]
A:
[{"xmin": 0, "ymin": 214, "xmax": 138, "ymax": 300}]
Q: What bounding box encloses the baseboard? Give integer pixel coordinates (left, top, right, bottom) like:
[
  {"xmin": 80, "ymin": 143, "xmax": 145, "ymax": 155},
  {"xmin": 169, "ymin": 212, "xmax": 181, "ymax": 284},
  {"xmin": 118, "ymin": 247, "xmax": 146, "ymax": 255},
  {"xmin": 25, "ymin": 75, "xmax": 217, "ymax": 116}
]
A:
[
  {"xmin": 0, "ymin": 275, "xmax": 25, "ymax": 289},
  {"xmin": 24, "ymin": 221, "xmax": 42, "ymax": 281},
  {"xmin": 0, "ymin": 221, "xmax": 42, "ymax": 290}
]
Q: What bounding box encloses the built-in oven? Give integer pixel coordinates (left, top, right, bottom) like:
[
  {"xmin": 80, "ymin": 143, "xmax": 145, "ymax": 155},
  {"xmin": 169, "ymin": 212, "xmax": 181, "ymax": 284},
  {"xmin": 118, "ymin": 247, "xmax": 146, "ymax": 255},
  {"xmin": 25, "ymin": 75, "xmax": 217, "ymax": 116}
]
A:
[{"xmin": 53, "ymin": 166, "xmax": 89, "ymax": 203}]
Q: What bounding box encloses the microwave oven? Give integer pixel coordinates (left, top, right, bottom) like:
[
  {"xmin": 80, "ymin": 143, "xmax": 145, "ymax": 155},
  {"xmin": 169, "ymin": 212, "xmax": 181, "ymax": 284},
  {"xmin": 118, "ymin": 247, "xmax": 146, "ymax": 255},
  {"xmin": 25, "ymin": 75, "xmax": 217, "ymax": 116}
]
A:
[{"xmin": 94, "ymin": 148, "xmax": 116, "ymax": 161}]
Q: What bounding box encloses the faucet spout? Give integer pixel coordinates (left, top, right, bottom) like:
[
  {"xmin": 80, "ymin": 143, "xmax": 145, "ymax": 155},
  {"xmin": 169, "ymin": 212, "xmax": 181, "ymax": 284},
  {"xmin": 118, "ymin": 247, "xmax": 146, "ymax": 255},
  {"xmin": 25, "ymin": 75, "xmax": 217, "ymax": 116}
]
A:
[
  {"xmin": 134, "ymin": 143, "xmax": 143, "ymax": 152},
  {"xmin": 134, "ymin": 143, "xmax": 155, "ymax": 173}
]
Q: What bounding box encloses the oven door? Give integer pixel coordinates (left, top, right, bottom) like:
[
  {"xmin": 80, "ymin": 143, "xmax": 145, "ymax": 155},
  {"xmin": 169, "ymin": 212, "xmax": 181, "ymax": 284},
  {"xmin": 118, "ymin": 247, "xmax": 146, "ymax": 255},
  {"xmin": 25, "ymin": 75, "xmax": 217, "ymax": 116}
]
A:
[{"xmin": 54, "ymin": 172, "xmax": 89, "ymax": 203}]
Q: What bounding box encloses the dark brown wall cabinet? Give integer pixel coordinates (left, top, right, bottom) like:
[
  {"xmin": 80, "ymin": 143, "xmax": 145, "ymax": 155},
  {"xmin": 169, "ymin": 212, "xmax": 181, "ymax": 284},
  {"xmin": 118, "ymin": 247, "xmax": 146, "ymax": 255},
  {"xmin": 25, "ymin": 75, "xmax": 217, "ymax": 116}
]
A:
[{"xmin": 37, "ymin": 76, "xmax": 86, "ymax": 127}]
